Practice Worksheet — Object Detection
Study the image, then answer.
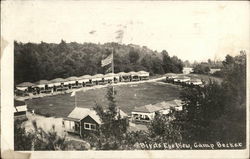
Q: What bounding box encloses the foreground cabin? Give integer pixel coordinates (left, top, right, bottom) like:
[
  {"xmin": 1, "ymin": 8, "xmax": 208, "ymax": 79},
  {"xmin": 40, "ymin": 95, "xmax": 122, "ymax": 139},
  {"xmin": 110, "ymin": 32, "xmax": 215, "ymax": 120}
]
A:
[
  {"xmin": 63, "ymin": 107, "xmax": 101, "ymax": 137},
  {"xmin": 14, "ymin": 100, "xmax": 27, "ymax": 120}
]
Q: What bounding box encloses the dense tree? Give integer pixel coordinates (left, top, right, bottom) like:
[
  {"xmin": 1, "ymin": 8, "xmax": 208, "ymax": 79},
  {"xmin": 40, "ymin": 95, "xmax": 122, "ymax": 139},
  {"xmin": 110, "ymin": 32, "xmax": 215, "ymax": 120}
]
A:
[
  {"xmin": 14, "ymin": 120, "xmax": 68, "ymax": 150},
  {"xmin": 179, "ymin": 80, "xmax": 226, "ymax": 142},
  {"xmin": 93, "ymin": 86, "xmax": 129, "ymax": 150},
  {"xmin": 192, "ymin": 63, "xmax": 210, "ymax": 74},
  {"xmin": 14, "ymin": 41, "xmax": 184, "ymax": 85},
  {"xmin": 175, "ymin": 52, "xmax": 246, "ymax": 146},
  {"xmin": 148, "ymin": 112, "xmax": 182, "ymax": 144},
  {"xmin": 14, "ymin": 120, "xmax": 33, "ymax": 150}
]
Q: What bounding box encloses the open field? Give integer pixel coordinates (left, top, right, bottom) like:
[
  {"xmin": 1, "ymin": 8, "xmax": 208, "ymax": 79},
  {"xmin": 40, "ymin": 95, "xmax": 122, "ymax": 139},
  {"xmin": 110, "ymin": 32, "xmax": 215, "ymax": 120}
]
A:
[{"xmin": 26, "ymin": 82, "xmax": 181, "ymax": 118}]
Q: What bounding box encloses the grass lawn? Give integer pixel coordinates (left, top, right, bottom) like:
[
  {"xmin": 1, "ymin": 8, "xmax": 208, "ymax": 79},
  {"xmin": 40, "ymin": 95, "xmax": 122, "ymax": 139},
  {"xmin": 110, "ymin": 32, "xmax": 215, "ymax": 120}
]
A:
[{"xmin": 26, "ymin": 82, "xmax": 182, "ymax": 118}]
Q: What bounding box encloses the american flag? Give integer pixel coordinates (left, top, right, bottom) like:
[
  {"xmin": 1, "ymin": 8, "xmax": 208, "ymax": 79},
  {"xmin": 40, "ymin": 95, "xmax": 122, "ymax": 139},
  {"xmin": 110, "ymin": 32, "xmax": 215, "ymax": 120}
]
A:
[{"xmin": 101, "ymin": 53, "xmax": 113, "ymax": 67}]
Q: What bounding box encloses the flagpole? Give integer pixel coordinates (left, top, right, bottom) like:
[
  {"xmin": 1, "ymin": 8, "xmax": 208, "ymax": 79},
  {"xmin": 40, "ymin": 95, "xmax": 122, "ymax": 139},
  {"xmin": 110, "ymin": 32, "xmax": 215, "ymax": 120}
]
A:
[
  {"xmin": 75, "ymin": 91, "xmax": 77, "ymax": 107},
  {"xmin": 112, "ymin": 47, "xmax": 115, "ymax": 95}
]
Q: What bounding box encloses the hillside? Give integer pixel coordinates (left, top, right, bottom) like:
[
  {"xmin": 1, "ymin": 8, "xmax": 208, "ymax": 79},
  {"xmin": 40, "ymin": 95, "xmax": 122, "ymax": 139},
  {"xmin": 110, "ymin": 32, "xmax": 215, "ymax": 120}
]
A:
[{"xmin": 14, "ymin": 41, "xmax": 184, "ymax": 85}]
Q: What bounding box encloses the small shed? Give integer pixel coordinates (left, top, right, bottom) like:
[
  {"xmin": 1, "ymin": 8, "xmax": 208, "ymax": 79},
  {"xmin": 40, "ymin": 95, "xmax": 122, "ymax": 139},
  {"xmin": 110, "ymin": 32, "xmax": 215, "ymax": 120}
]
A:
[
  {"xmin": 63, "ymin": 107, "xmax": 101, "ymax": 137},
  {"xmin": 14, "ymin": 100, "xmax": 27, "ymax": 120}
]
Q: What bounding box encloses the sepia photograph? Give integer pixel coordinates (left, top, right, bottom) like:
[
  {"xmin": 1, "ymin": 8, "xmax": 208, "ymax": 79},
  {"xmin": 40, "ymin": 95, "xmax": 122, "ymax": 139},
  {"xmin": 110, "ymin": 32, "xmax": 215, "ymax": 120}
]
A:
[{"xmin": 1, "ymin": 0, "xmax": 249, "ymax": 159}]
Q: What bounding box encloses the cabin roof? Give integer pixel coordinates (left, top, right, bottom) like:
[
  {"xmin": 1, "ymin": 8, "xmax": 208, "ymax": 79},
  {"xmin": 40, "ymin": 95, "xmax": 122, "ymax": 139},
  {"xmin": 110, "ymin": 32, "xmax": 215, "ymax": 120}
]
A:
[
  {"xmin": 92, "ymin": 74, "xmax": 104, "ymax": 78},
  {"xmin": 65, "ymin": 76, "xmax": 79, "ymax": 81},
  {"xmin": 17, "ymin": 82, "xmax": 35, "ymax": 87},
  {"xmin": 35, "ymin": 80, "xmax": 50, "ymax": 85},
  {"xmin": 67, "ymin": 107, "xmax": 101, "ymax": 124},
  {"xmin": 14, "ymin": 100, "xmax": 26, "ymax": 106},
  {"xmin": 133, "ymin": 104, "xmax": 162, "ymax": 113},
  {"xmin": 49, "ymin": 78, "xmax": 65, "ymax": 83},
  {"xmin": 79, "ymin": 75, "xmax": 92, "ymax": 79},
  {"xmin": 155, "ymin": 100, "xmax": 182, "ymax": 109}
]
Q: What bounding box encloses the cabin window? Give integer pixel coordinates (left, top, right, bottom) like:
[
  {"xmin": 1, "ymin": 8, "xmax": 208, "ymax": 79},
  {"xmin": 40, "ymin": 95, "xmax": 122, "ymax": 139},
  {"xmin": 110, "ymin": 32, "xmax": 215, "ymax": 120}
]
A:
[{"xmin": 84, "ymin": 122, "xmax": 96, "ymax": 130}]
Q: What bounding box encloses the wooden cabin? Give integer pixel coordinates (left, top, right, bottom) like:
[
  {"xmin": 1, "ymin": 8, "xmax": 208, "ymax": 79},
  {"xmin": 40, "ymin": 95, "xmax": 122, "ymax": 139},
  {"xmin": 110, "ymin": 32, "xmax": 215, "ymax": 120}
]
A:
[
  {"xmin": 49, "ymin": 78, "xmax": 66, "ymax": 92},
  {"xmin": 165, "ymin": 73, "xmax": 178, "ymax": 83},
  {"xmin": 16, "ymin": 82, "xmax": 35, "ymax": 96},
  {"xmin": 91, "ymin": 74, "xmax": 104, "ymax": 85},
  {"xmin": 63, "ymin": 107, "xmax": 101, "ymax": 137},
  {"xmin": 65, "ymin": 76, "xmax": 80, "ymax": 89},
  {"xmin": 138, "ymin": 71, "xmax": 149, "ymax": 80},
  {"xmin": 129, "ymin": 71, "xmax": 140, "ymax": 81},
  {"xmin": 131, "ymin": 104, "xmax": 162, "ymax": 122},
  {"xmin": 14, "ymin": 100, "xmax": 27, "ymax": 120},
  {"xmin": 186, "ymin": 78, "xmax": 203, "ymax": 86},
  {"xmin": 173, "ymin": 76, "xmax": 190, "ymax": 83},
  {"xmin": 104, "ymin": 73, "xmax": 119, "ymax": 84},
  {"xmin": 34, "ymin": 80, "xmax": 51, "ymax": 94},
  {"xmin": 118, "ymin": 72, "xmax": 131, "ymax": 82},
  {"xmin": 78, "ymin": 75, "xmax": 93, "ymax": 87}
]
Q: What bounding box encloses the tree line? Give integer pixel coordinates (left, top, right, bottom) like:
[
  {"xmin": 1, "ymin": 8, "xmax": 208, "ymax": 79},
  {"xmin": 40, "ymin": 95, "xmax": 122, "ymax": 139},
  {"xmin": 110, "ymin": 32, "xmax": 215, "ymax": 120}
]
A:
[{"xmin": 14, "ymin": 41, "xmax": 184, "ymax": 85}]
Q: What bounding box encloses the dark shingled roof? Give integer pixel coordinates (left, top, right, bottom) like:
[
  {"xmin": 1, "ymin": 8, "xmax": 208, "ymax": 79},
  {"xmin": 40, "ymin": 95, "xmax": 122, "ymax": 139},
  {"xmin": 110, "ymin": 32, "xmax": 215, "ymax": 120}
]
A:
[
  {"xmin": 14, "ymin": 100, "xmax": 25, "ymax": 106},
  {"xmin": 17, "ymin": 82, "xmax": 35, "ymax": 87}
]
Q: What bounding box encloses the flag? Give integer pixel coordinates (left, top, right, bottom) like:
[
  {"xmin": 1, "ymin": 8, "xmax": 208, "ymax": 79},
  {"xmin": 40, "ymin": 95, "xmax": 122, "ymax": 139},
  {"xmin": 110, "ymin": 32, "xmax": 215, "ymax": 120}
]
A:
[
  {"xmin": 71, "ymin": 91, "xmax": 76, "ymax": 97},
  {"xmin": 105, "ymin": 66, "xmax": 112, "ymax": 73},
  {"xmin": 101, "ymin": 53, "xmax": 113, "ymax": 67}
]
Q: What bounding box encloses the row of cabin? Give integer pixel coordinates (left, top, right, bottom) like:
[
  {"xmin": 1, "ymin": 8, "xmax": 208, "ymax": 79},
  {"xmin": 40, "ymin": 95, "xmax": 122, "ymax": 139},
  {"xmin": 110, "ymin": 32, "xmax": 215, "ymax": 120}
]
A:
[
  {"xmin": 165, "ymin": 74, "xmax": 203, "ymax": 86},
  {"xmin": 131, "ymin": 100, "xmax": 183, "ymax": 123},
  {"xmin": 15, "ymin": 71, "xmax": 150, "ymax": 96}
]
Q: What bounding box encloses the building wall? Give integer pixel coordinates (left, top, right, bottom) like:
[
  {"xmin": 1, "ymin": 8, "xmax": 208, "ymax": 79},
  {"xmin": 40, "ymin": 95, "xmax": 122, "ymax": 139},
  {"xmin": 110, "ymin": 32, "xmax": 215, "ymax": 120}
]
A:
[{"xmin": 80, "ymin": 115, "xmax": 99, "ymax": 136}]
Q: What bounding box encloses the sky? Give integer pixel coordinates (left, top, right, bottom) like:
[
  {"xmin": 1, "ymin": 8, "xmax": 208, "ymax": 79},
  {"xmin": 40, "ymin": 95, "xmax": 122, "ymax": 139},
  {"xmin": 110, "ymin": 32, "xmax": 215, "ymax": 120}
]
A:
[{"xmin": 2, "ymin": 1, "xmax": 249, "ymax": 62}]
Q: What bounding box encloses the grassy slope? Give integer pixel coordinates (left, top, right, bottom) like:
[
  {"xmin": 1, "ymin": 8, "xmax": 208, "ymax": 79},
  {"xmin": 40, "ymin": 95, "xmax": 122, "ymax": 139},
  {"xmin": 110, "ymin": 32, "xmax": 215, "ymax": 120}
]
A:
[{"xmin": 26, "ymin": 82, "xmax": 182, "ymax": 118}]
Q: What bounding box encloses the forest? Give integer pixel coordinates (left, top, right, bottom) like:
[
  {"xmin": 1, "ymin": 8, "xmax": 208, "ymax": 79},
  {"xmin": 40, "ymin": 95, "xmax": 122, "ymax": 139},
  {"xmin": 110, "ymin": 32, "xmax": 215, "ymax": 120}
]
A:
[{"xmin": 14, "ymin": 41, "xmax": 184, "ymax": 85}]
